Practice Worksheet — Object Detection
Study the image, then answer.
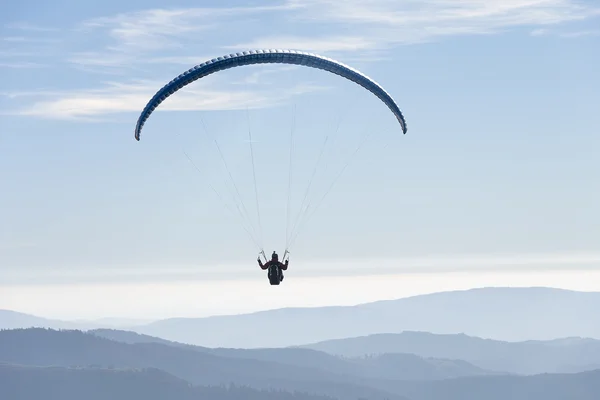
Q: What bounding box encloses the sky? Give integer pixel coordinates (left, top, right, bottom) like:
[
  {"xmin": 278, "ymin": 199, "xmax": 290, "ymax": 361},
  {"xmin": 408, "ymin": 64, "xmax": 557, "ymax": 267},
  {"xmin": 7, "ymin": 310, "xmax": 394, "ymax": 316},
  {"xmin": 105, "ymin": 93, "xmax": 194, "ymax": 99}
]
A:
[{"xmin": 1, "ymin": 0, "xmax": 600, "ymax": 319}]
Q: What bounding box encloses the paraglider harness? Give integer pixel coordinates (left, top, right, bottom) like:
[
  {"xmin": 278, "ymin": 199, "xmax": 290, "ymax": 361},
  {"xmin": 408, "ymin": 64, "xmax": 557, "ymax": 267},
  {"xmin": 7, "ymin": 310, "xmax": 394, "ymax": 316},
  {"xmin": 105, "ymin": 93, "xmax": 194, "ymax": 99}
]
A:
[
  {"xmin": 268, "ymin": 262, "xmax": 282, "ymax": 285},
  {"xmin": 261, "ymin": 250, "xmax": 289, "ymax": 286}
]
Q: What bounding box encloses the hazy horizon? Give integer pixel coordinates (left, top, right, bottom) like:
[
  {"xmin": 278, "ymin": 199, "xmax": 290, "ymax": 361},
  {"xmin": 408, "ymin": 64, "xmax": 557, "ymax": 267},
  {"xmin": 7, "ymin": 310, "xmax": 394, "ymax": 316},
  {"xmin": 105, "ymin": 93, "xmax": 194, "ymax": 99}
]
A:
[{"xmin": 3, "ymin": 269, "xmax": 600, "ymax": 321}]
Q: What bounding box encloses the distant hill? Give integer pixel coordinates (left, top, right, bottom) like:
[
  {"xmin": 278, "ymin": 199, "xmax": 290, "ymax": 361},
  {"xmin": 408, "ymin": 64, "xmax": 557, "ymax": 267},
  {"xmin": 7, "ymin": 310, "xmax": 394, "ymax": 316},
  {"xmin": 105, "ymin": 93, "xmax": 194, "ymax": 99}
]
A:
[
  {"xmin": 128, "ymin": 287, "xmax": 600, "ymax": 347},
  {"xmin": 90, "ymin": 327, "xmax": 600, "ymax": 377},
  {"xmin": 387, "ymin": 369, "xmax": 600, "ymax": 400},
  {"xmin": 0, "ymin": 310, "xmax": 144, "ymax": 331},
  {"xmin": 90, "ymin": 329, "xmax": 185, "ymax": 347},
  {"xmin": 88, "ymin": 328, "xmax": 494, "ymax": 380},
  {"xmin": 6, "ymin": 287, "xmax": 600, "ymax": 349},
  {"xmin": 2, "ymin": 339, "xmax": 600, "ymax": 400},
  {"xmin": 75, "ymin": 318, "xmax": 153, "ymax": 328},
  {"xmin": 0, "ymin": 363, "xmax": 338, "ymax": 400},
  {"xmin": 301, "ymin": 331, "xmax": 600, "ymax": 375},
  {"xmin": 3, "ymin": 328, "xmax": 473, "ymax": 399},
  {"xmin": 0, "ymin": 310, "xmax": 82, "ymax": 330}
]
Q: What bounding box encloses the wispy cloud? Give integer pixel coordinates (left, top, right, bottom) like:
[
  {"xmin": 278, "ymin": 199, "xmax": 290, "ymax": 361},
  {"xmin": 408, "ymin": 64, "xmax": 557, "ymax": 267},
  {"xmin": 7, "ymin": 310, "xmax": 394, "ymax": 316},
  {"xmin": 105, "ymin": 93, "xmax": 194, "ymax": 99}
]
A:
[
  {"xmin": 560, "ymin": 29, "xmax": 600, "ymax": 38},
  {"xmin": 68, "ymin": 4, "xmax": 298, "ymax": 69},
  {"xmin": 287, "ymin": 0, "xmax": 598, "ymax": 26},
  {"xmin": 1, "ymin": 36, "xmax": 59, "ymax": 44},
  {"xmin": 0, "ymin": 89, "xmax": 67, "ymax": 99},
  {"xmin": 4, "ymin": 22, "xmax": 60, "ymax": 32},
  {"xmin": 4, "ymin": 0, "xmax": 599, "ymax": 118},
  {"xmin": 0, "ymin": 25, "xmax": 62, "ymax": 69},
  {"xmin": 275, "ymin": 0, "xmax": 600, "ymax": 48},
  {"xmin": 225, "ymin": 35, "xmax": 379, "ymax": 53},
  {"xmin": 7, "ymin": 79, "xmax": 328, "ymax": 119},
  {"xmin": 0, "ymin": 61, "xmax": 46, "ymax": 68},
  {"xmin": 79, "ymin": 9, "xmax": 217, "ymax": 52},
  {"xmin": 530, "ymin": 28, "xmax": 549, "ymax": 36},
  {"xmin": 529, "ymin": 27, "xmax": 600, "ymax": 38},
  {"xmin": 65, "ymin": 0, "xmax": 600, "ymax": 70}
]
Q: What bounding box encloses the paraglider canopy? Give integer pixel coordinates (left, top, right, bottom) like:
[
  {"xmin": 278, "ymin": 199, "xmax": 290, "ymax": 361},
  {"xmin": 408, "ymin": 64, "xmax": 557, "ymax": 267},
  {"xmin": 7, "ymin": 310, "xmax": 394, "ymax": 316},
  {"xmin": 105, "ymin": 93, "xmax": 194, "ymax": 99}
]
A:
[{"xmin": 134, "ymin": 49, "xmax": 407, "ymax": 141}]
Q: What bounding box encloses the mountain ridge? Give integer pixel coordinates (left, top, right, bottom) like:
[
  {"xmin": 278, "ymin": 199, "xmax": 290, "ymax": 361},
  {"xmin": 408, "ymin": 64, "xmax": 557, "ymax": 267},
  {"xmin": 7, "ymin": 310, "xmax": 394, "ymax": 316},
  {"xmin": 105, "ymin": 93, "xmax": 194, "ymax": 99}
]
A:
[{"xmin": 4, "ymin": 287, "xmax": 600, "ymax": 348}]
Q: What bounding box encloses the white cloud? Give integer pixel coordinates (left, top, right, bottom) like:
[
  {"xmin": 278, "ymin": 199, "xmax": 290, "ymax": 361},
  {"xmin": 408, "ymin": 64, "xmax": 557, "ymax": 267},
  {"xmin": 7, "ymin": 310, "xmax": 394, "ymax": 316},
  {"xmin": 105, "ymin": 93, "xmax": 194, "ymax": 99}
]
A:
[
  {"xmin": 279, "ymin": 0, "xmax": 600, "ymax": 47},
  {"xmin": 0, "ymin": 89, "xmax": 66, "ymax": 98},
  {"xmin": 8, "ymin": 79, "xmax": 328, "ymax": 119},
  {"xmin": 531, "ymin": 28, "xmax": 549, "ymax": 36},
  {"xmin": 5, "ymin": 0, "xmax": 599, "ymax": 119},
  {"xmin": 2, "ymin": 36, "xmax": 28, "ymax": 42},
  {"xmin": 530, "ymin": 27, "xmax": 600, "ymax": 38},
  {"xmin": 66, "ymin": 0, "xmax": 600, "ymax": 71},
  {"xmin": 144, "ymin": 56, "xmax": 217, "ymax": 65},
  {"xmin": 69, "ymin": 4, "xmax": 299, "ymax": 68},
  {"xmin": 560, "ymin": 29, "xmax": 600, "ymax": 38},
  {"xmin": 4, "ymin": 22, "xmax": 59, "ymax": 32},
  {"xmin": 67, "ymin": 53, "xmax": 217, "ymax": 69},
  {"xmin": 220, "ymin": 0, "xmax": 600, "ymax": 60},
  {"xmin": 0, "ymin": 61, "xmax": 46, "ymax": 69},
  {"xmin": 225, "ymin": 35, "xmax": 379, "ymax": 53},
  {"xmin": 79, "ymin": 3, "xmax": 296, "ymax": 38},
  {"xmin": 1, "ymin": 36, "xmax": 59, "ymax": 43},
  {"xmin": 80, "ymin": 9, "xmax": 216, "ymax": 52},
  {"xmin": 287, "ymin": 0, "xmax": 597, "ymax": 25}
]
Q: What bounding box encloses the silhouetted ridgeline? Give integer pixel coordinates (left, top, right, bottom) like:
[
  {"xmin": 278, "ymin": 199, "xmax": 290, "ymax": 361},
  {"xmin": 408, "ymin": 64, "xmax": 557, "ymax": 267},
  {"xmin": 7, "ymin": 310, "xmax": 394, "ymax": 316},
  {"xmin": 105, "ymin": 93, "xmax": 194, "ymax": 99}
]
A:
[
  {"xmin": 5, "ymin": 288, "xmax": 600, "ymax": 348},
  {"xmin": 2, "ymin": 328, "xmax": 600, "ymax": 399},
  {"xmin": 125, "ymin": 287, "xmax": 600, "ymax": 347},
  {"xmin": 89, "ymin": 328, "xmax": 495, "ymax": 380},
  {"xmin": 0, "ymin": 364, "xmax": 337, "ymax": 400},
  {"xmin": 378, "ymin": 369, "xmax": 600, "ymax": 400},
  {"xmin": 0, "ymin": 328, "xmax": 405, "ymax": 400},
  {"xmin": 89, "ymin": 326, "xmax": 600, "ymax": 377},
  {"xmin": 300, "ymin": 331, "xmax": 600, "ymax": 375}
]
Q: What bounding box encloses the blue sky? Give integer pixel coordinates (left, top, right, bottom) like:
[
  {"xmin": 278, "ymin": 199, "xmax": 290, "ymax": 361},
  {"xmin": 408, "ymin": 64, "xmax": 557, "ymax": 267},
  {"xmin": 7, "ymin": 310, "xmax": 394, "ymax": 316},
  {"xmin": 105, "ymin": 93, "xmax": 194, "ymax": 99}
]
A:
[{"xmin": 1, "ymin": 0, "xmax": 600, "ymax": 318}]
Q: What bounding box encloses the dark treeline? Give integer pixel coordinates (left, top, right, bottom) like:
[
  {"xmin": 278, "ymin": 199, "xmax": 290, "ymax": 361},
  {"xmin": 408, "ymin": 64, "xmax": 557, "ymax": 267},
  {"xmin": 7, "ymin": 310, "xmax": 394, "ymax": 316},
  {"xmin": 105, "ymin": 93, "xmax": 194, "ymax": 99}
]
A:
[{"xmin": 0, "ymin": 364, "xmax": 338, "ymax": 400}]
